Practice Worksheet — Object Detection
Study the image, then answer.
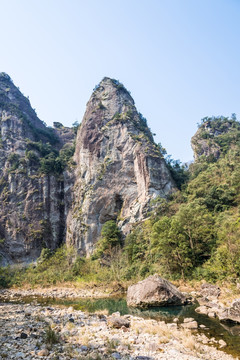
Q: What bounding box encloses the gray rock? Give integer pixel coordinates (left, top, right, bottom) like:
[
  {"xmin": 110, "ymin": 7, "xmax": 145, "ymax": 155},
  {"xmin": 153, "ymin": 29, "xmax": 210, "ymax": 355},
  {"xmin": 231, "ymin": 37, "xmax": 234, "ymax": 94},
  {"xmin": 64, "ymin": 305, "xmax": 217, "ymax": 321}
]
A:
[
  {"xmin": 66, "ymin": 77, "xmax": 175, "ymax": 255},
  {"xmin": 108, "ymin": 316, "xmax": 130, "ymax": 329},
  {"xmin": 200, "ymin": 283, "xmax": 221, "ymax": 299},
  {"xmin": 20, "ymin": 332, "xmax": 28, "ymax": 339},
  {"xmin": 181, "ymin": 321, "xmax": 198, "ymax": 329},
  {"xmin": 127, "ymin": 275, "xmax": 188, "ymax": 308},
  {"xmin": 112, "ymin": 352, "xmax": 121, "ymax": 359},
  {"xmin": 223, "ymin": 299, "xmax": 240, "ymax": 323}
]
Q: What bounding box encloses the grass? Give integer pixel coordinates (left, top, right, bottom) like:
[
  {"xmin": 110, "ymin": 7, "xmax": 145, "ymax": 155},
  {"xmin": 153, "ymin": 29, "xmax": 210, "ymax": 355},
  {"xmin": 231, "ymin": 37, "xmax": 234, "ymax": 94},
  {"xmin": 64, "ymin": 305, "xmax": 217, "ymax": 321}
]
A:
[{"xmin": 45, "ymin": 325, "xmax": 60, "ymax": 346}]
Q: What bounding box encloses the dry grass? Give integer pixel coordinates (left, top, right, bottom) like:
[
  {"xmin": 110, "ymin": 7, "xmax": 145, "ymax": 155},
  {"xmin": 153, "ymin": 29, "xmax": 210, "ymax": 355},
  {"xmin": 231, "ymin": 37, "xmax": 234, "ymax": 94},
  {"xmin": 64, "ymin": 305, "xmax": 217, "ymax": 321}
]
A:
[
  {"xmin": 94, "ymin": 309, "xmax": 109, "ymax": 316},
  {"xmin": 131, "ymin": 318, "xmax": 201, "ymax": 352}
]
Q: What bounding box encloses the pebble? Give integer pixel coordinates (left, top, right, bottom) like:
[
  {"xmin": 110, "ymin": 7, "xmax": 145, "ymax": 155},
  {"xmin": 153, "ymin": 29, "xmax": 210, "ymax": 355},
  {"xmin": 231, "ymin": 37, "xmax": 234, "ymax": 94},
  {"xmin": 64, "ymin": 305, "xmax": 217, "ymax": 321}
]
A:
[
  {"xmin": 0, "ymin": 298, "xmax": 235, "ymax": 360},
  {"xmin": 37, "ymin": 348, "xmax": 49, "ymax": 356}
]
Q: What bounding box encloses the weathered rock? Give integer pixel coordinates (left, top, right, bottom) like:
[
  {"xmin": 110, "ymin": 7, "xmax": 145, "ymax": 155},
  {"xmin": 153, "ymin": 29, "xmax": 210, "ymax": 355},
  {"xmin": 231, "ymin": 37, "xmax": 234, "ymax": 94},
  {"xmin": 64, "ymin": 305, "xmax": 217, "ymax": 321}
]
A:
[
  {"xmin": 0, "ymin": 73, "xmax": 75, "ymax": 264},
  {"xmin": 107, "ymin": 316, "xmax": 130, "ymax": 329},
  {"xmin": 0, "ymin": 74, "xmax": 175, "ymax": 263},
  {"xmin": 20, "ymin": 332, "xmax": 28, "ymax": 339},
  {"xmin": 219, "ymin": 339, "xmax": 227, "ymax": 348},
  {"xmin": 200, "ymin": 283, "xmax": 221, "ymax": 299},
  {"xmin": 195, "ymin": 306, "xmax": 209, "ymax": 315},
  {"xmin": 126, "ymin": 274, "xmax": 188, "ymax": 308},
  {"xmin": 66, "ymin": 77, "xmax": 175, "ymax": 255},
  {"xmin": 222, "ymin": 299, "xmax": 240, "ymax": 323},
  {"xmin": 181, "ymin": 321, "xmax": 198, "ymax": 329},
  {"xmin": 37, "ymin": 348, "xmax": 49, "ymax": 356}
]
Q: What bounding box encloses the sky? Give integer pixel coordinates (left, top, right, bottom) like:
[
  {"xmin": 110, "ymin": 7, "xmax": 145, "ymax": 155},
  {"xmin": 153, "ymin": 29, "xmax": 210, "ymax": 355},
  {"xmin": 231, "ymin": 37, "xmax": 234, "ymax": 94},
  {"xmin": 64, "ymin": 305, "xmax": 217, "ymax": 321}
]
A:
[{"xmin": 0, "ymin": 0, "xmax": 239, "ymax": 162}]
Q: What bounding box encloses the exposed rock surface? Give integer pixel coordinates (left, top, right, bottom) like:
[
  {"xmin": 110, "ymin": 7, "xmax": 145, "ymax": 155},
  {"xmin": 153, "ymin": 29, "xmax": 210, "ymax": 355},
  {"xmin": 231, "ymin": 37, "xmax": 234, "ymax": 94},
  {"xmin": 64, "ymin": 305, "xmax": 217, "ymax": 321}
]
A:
[
  {"xmin": 66, "ymin": 77, "xmax": 175, "ymax": 254},
  {"xmin": 191, "ymin": 116, "xmax": 240, "ymax": 161},
  {"xmin": 200, "ymin": 283, "xmax": 221, "ymax": 299},
  {"xmin": 0, "ymin": 73, "xmax": 74, "ymax": 264},
  {"xmin": 0, "ymin": 74, "xmax": 175, "ymax": 263},
  {"xmin": 127, "ymin": 275, "xmax": 188, "ymax": 308}
]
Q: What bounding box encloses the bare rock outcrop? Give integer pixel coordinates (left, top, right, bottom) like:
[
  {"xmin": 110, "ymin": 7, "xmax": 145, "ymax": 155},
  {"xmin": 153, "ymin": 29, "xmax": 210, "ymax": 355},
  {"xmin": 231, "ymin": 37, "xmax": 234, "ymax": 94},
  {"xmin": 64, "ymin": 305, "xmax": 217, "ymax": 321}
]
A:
[
  {"xmin": 66, "ymin": 78, "xmax": 175, "ymax": 255},
  {"xmin": 191, "ymin": 116, "xmax": 240, "ymax": 161},
  {"xmin": 127, "ymin": 274, "xmax": 188, "ymax": 308},
  {"xmin": 0, "ymin": 74, "xmax": 174, "ymax": 263},
  {"xmin": 0, "ymin": 73, "xmax": 74, "ymax": 264}
]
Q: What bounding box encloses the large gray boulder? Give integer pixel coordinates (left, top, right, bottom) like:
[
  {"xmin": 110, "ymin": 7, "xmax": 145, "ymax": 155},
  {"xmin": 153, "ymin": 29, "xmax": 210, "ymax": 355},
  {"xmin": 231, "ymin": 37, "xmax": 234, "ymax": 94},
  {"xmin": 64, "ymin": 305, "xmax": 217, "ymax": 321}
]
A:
[{"xmin": 127, "ymin": 275, "xmax": 188, "ymax": 308}]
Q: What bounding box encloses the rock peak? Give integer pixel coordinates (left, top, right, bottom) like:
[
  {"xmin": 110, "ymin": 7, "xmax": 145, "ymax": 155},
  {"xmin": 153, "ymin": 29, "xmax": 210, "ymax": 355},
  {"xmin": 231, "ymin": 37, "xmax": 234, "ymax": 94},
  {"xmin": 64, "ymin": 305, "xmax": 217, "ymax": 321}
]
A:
[
  {"xmin": 67, "ymin": 80, "xmax": 175, "ymax": 255},
  {"xmin": 0, "ymin": 72, "xmax": 11, "ymax": 81}
]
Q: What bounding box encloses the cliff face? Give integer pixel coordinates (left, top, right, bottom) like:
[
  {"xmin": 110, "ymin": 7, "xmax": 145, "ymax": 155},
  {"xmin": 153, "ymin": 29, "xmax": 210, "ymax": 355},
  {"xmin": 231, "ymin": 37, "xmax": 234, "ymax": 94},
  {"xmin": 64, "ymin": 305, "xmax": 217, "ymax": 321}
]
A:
[
  {"xmin": 0, "ymin": 73, "xmax": 74, "ymax": 265},
  {"xmin": 66, "ymin": 78, "xmax": 175, "ymax": 255},
  {"xmin": 0, "ymin": 74, "xmax": 175, "ymax": 264}
]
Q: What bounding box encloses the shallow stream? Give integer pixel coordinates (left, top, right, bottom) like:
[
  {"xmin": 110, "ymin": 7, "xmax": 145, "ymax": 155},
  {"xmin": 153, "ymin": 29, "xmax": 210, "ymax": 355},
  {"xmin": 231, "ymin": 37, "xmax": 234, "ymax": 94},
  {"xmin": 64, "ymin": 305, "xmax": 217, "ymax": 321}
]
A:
[{"xmin": 2, "ymin": 295, "xmax": 240, "ymax": 357}]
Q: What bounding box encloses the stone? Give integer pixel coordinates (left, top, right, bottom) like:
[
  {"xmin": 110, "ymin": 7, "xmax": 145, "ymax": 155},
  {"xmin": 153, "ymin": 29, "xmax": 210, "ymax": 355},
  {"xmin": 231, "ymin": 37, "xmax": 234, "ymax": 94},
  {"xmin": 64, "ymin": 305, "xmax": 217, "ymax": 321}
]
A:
[
  {"xmin": 181, "ymin": 321, "xmax": 198, "ymax": 329},
  {"xmin": 223, "ymin": 299, "xmax": 240, "ymax": 323},
  {"xmin": 108, "ymin": 316, "xmax": 130, "ymax": 329},
  {"xmin": 219, "ymin": 339, "xmax": 227, "ymax": 347},
  {"xmin": 195, "ymin": 306, "xmax": 209, "ymax": 315},
  {"xmin": 80, "ymin": 345, "xmax": 88, "ymax": 352},
  {"xmin": 20, "ymin": 332, "xmax": 28, "ymax": 339},
  {"xmin": 208, "ymin": 312, "xmax": 216, "ymax": 318},
  {"xmin": 112, "ymin": 352, "xmax": 121, "ymax": 359},
  {"xmin": 183, "ymin": 317, "xmax": 195, "ymax": 323},
  {"xmin": 127, "ymin": 274, "xmax": 188, "ymax": 308},
  {"xmin": 37, "ymin": 348, "xmax": 49, "ymax": 356},
  {"xmin": 200, "ymin": 283, "xmax": 221, "ymax": 299}
]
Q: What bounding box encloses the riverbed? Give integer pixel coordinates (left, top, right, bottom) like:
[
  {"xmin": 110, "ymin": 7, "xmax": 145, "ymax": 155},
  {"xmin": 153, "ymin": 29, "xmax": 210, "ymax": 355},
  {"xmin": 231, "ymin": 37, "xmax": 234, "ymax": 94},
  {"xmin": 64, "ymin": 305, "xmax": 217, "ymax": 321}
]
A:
[{"xmin": 0, "ymin": 289, "xmax": 240, "ymax": 359}]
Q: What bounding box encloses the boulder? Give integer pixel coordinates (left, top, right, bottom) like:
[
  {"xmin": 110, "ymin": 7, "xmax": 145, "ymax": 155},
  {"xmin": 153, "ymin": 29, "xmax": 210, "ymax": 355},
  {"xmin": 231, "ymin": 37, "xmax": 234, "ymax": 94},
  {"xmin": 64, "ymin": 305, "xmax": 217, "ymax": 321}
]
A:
[
  {"xmin": 222, "ymin": 299, "xmax": 240, "ymax": 323},
  {"xmin": 127, "ymin": 275, "xmax": 188, "ymax": 308},
  {"xmin": 107, "ymin": 316, "xmax": 130, "ymax": 329},
  {"xmin": 181, "ymin": 318, "xmax": 198, "ymax": 329},
  {"xmin": 200, "ymin": 283, "xmax": 221, "ymax": 299}
]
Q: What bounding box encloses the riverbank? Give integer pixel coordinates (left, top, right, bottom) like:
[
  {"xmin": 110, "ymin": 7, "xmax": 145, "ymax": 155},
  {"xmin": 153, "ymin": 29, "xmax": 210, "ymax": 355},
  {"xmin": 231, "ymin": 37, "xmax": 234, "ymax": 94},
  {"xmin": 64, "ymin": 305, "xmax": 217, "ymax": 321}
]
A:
[{"xmin": 0, "ymin": 301, "xmax": 236, "ymax": 360}]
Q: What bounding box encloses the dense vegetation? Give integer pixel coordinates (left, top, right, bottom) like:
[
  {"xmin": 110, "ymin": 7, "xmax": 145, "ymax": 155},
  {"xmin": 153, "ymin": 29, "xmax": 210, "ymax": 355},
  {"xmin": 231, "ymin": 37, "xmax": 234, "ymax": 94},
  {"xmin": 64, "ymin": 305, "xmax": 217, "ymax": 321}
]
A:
[{"xmin": 1, "ymin": 115, "xmax": 240, "ymax": 288}]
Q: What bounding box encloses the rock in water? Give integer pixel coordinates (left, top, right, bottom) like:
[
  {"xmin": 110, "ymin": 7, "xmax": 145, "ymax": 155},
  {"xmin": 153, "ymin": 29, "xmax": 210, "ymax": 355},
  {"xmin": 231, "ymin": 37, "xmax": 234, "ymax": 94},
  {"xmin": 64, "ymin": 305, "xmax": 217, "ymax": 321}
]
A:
[
  {"xmin": 66, "ymin": 78, "xmax": 175, "ymax": 255},
  {"xmin": 127, "ymin": 274, "xmax": 188, "ymax": 308}
]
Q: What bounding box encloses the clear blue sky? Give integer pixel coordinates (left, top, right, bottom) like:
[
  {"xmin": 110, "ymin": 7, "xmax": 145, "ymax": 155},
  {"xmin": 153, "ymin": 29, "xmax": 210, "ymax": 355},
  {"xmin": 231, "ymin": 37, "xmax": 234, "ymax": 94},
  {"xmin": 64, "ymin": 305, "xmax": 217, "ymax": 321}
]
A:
[{"xmin": 1, "ymin": 0, "xmax": 239, "ymax": 162}]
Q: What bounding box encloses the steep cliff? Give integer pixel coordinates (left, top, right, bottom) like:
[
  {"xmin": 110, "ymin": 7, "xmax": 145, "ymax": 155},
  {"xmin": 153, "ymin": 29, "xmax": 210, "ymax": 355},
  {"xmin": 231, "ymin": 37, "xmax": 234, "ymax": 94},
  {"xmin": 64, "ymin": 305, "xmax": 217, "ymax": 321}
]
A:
[
  {"xmin": 66, "ymin": 78, "xmax": 175, "ymax": 255},
  {"xmin": 0, "ymin": 73, "xmax": 74, "ymax": 265},
  {"xmin": 0, "ymin": 74, "xmax": 175, "ymax": 264}
]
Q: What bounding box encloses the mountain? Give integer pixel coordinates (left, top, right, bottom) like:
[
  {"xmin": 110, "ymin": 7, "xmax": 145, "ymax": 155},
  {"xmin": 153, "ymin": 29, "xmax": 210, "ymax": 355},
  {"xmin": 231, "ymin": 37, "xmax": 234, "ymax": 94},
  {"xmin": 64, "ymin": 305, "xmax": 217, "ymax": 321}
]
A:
[
  {"xmin": 66, "ymin": 78, "xmax": 175, "ymax": 254},
  {"xmin": 0, "ymin": 74, "xmax": 175, "ymax": 264}
]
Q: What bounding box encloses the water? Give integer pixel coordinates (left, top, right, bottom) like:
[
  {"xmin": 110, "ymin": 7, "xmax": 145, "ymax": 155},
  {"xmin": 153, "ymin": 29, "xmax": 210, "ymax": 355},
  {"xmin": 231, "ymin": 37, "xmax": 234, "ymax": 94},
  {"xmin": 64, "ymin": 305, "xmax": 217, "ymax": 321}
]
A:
[{"xmin": 2, "ymin": 295, "xmax": 240, "ymax": 357}]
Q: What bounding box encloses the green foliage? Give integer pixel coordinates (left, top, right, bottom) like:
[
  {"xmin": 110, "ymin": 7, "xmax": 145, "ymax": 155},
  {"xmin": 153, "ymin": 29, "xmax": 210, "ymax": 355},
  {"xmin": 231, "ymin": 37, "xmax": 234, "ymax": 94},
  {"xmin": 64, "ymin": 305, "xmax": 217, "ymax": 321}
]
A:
[
  {"xmin": 45, "ymin": 326, "xmax": 59, "ymax": 345},
  {"xmin": 25, "ymin": 139, "xmax": 74, "ymax": 175},
  {"xmin": 25, "ymin": 150, "xmax": 39, "ymax": 164},
  {"xmin": 93, "ymin": 220, "xmax": 122, "ymax": 259},
  {"xmin": 165, "ymin": 156, "xmax": 189, "ymax": 189},
  {"xmin": 7, "ymin": 153, "xmax": 20, "ymax": 171},
  {"xmin": 72, "ymin": 121, "xmax": 80, "ymax": 134},
  {"xmin": 53, "ymin": 122, "xmax": 63, "ymax": 129}
]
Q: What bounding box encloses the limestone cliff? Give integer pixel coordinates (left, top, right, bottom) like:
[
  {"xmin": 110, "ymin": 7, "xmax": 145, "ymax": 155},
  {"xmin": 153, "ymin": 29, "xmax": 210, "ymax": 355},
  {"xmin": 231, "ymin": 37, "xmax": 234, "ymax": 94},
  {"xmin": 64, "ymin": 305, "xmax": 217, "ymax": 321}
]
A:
[
  {"xmin": 66, "ymin": 78, "xmax": 175, "ymax": 255},
  {"xmin": 0, "ymin": 73, "xmax": 74, "ymax": 265}
]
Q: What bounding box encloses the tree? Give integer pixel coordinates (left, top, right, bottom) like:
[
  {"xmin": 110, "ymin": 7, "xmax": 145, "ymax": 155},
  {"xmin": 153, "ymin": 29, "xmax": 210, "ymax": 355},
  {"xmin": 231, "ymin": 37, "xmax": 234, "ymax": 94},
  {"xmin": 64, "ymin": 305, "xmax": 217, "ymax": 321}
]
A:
[{"xmin": 92, "ymin": 220, "xmax": 121, "ymax": 260}]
